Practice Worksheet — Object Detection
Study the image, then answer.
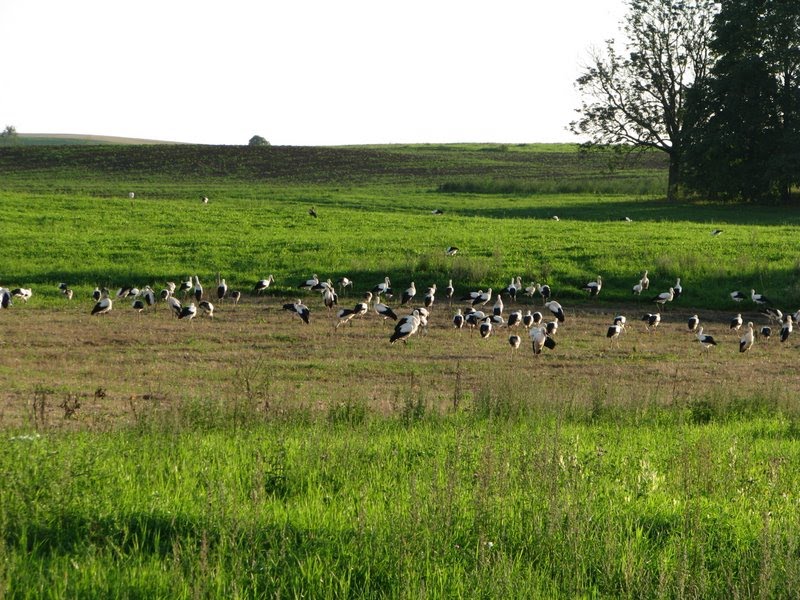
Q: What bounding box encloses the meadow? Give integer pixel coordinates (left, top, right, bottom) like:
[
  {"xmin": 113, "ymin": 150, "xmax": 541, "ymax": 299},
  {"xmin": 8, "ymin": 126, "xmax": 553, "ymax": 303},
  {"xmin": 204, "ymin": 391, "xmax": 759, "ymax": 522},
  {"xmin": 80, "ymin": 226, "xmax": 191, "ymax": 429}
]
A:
[{"xmin": 2, "ymin": 143, "xmax": 800, "ymax": 598}]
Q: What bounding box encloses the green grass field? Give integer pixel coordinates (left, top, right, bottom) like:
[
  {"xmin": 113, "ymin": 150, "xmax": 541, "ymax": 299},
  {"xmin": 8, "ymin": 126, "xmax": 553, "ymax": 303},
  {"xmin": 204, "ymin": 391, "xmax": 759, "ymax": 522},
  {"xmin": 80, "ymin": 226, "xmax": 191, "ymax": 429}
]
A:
[{"xmin": 2, "ymin": 143, "xmax": 800, "ymax": 598}]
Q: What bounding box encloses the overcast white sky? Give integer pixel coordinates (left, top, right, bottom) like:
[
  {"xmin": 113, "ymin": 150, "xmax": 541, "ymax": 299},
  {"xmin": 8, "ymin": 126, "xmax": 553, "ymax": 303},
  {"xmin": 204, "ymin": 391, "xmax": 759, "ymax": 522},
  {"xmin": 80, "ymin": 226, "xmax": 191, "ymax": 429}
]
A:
[{"xmin": 1, "ymin": 1, "xmax": 626, "ymax": 146}]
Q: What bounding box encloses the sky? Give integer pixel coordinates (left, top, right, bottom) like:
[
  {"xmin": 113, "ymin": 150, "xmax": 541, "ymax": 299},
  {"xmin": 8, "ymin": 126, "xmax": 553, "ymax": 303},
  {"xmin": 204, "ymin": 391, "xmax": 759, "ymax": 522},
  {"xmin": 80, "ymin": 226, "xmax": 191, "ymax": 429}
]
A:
[{"xmin": 0, "ymin": 1, "xmax": 626, "ymax": 146}]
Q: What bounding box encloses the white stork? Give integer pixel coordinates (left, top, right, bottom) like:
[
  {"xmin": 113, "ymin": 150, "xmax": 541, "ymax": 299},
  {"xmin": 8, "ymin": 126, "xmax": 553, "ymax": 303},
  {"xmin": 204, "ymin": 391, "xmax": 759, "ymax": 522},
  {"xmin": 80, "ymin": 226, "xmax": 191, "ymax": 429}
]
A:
[
  {"xmin": 730, "ymin": 313, "xmax": 743, "ymax": 332},
  {"xmin": 507, "ymin": 310, "xmax": 522, "ymax": 328},
  {"xmin": 141, "ymin": 286, "xmax": 156, "ymax": 307},
  {"xmin": 372, "ymin": 277, "xmax": 392, "ymax": 298},
  {"xmin": 760, "ymin": 326, "xmax": 772, "ymax": 340},
  {"xmin": 254, "ymin": 275, "xmax": 275, "ymax": 294},
  {"xmin": 471, "ymin": 288, "xmax": 492, "ymax": 307},
  {"xmin": 492, "ymin": 294, "xmax": 503, "ymax": 316},
  {"xmin": 530, "ymin": 326, "xmax": 556, "ymax": 355},
  {"xmin": 642, "ymin": 313, "xmax": 660, "ymax": 331},
  {"xmin": 445, "ymin": 246, "xmax": 459, "ymax": 256},
  {"xmin": 193, "ymin": 276, "xmax": 203, "ymax": 302},
  {"xmin": 336, "ymin": 277, "xmax": 353, "ymax": 294},
  {"xmin": 375, "ymin": 301, "xmax": 398, "ymax": 323},
  {"xmin": 132, "ymin": 298, "xmax": 145, "ymax": 315},
  {"xmin": 299, "ymin": 274, "xmax": 320, "ymax": 290},
  {"xmin": 653, "ymin": 288, "xmax": 674, "ymax": 311},
  {"xmin": 696, "ymin": 327, "xmax": 717, "ymax": 353},
  {"xmin": 509, "ymin": 334, "xmax": 521, "ymax": 356},
  {"xmin": 452, "ymin": 308, "xmax": 464, "ymax": 330},
  {"xmin": 199, "ymin": 301, "xmax": 214, "ymax": 319},
  {"xmin": 687, "ymin": 314, "xmax": 700, "ymax": 333},
  {"xmin": 583, "ymin": 276, "xmax": 602, "ymax": 297},
  {"xmin": 445, "ymin": 279, "xmax": 455, "ymax": 303},
  {"xmin": 323, "ymin": 287, "xmax": 338, "ymax": 310},
  {"xmin": 730, "ymin": 290, "xmax": 746, "ymax": 302},
  {"xmin": 632, "ymin": 279, "xmax": 644, "ymax": 295},
  {"xmin": 230, "ymin": 290, "xmax": 241, "ymax": 306},
  {"xmin": 536, "ymin": 283, "xmax": 552, "ymax": 304},
  {"xmin": 762, "ymin": 307, "xmax": 783, "ymax": 324},
  {"xmin": 179, "ymin": 302, "xmax": 197, "ymax": 321},
  {"xmin": 641, "ymin": 270, "xmax": 650, "ymax": 290},
  {"xmin": 91, "ymin": 292, "xmax": 112, "ymax": 316},
  {"xmin": 479, "ymin": 317, "xmax": 493, "ymax": 339},
  {"xmin": 11, "ymin": 288, "xmax": 32, "ymax": 302},
  {"xmin": 673, "ymin": 278, "xmax": 683, "ymax": 299},
  {"xmin": 739, "ymin": 322, "xmax": 755, "ymax": 353},
  {"xmin": 424, "ymin": 284, "xmax": 436, "ymax": 309},
  {"xmin": 390, "ymin": 311, "xmax": 422, "ymax": 344},
  {"xmin": 179, "ymin": 276, "xmax": 193, "ymax": 298},
  {"xmin": 545, "ymin": 300, "xmax": 565, "ymax": 323},
  {"xmin": 751, "ymin": 289, "xmax": 770, "ymax": 305},
  {"xmin": 167, "ymin": 295, "xmax": 182, "ymax": 318},
  {"xmin": 217, "ymin": 278, "xmax": 228, "ymax": 301},
  {"xmin": 401, "ymin": 282, "xmax": 416, "ymax": 305},
  {"xmin": 545, "ymin": 320, "xmax": 558, "ymax": 336},
  {"xmin": 607, "ymin": 323, "xmax": 622, "ymax": 346},
  {"xmin": 283, "ymin": 299, "xmax": 310, "ymax": 324},
  {"xmin": 780, "ymin": 314, "xmax": 793, "ymax": 343}
]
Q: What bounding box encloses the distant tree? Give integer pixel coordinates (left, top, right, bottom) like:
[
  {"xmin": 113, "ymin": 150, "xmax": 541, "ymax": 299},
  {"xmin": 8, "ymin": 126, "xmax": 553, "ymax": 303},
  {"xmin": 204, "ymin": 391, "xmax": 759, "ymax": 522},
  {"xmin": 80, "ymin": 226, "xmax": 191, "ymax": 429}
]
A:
[
  {"xmin": 248, "ymin": 135, "xmax": 270, "ymax": 146},
  {"xmin": 571, "ymin": 0, "xmax": 717, "ymax": 201},
  {"xmin": 683, "ymin": 0, "xmax": 800, "ymax": 202},
  {"xmin": 0, "ymin": 125, "xmax": 18, "ymax": 145}
]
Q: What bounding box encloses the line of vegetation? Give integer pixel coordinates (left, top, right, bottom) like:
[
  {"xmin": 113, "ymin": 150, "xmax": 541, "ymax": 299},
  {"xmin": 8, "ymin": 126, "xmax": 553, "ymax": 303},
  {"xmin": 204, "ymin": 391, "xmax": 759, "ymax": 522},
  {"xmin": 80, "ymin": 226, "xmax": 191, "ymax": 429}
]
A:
[{"xmin": 437, "ymin": 175, "xmax": 667, "ymax": 196}]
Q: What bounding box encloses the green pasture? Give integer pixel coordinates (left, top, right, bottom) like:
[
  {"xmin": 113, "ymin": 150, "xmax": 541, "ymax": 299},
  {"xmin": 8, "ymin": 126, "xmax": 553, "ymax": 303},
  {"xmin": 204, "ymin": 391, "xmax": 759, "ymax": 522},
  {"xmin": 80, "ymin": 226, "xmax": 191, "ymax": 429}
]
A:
[
  {"xmin": 2, "ymin": 143, "xmax": 800, "ymax": 598},
  {"xmin": 1, "ymin": 144, "xmax": 799, "ymax": 310}
]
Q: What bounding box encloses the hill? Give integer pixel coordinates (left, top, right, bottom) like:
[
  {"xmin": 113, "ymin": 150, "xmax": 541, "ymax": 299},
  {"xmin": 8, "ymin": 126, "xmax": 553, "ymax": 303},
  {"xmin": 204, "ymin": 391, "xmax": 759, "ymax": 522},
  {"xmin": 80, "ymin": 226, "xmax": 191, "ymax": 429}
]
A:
[{"xmin": 13, "ymin": 133, "xmax": 186, "ymax": 146}]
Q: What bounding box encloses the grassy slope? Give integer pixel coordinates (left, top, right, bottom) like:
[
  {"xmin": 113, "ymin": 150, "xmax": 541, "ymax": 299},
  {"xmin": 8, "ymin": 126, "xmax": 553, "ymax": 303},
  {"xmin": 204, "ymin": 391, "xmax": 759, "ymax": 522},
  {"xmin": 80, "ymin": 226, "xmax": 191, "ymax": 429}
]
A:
[{"xmin": 2, "ymin": 144, "xmax": 800, "ymax": 597}]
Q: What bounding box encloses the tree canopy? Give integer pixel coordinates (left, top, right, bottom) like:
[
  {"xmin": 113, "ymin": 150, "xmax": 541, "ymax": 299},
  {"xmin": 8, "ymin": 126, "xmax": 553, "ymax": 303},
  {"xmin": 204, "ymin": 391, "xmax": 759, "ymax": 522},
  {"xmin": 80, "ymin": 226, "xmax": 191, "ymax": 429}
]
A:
[{"xmin": 571, "ymin": 0, "xmax": 717, "ymax": 201}]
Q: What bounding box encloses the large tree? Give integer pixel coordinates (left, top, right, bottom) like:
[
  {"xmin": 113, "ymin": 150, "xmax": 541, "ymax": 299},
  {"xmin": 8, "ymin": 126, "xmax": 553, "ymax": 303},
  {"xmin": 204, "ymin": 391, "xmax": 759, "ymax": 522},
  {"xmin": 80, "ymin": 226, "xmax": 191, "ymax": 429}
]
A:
[
  {"xmin": 571, "ymin": 0, "xmax": 717, "ymax": 201},
  {"xmin": 683, "ymin": 0, "xmax": 800, "ymax": 201}
]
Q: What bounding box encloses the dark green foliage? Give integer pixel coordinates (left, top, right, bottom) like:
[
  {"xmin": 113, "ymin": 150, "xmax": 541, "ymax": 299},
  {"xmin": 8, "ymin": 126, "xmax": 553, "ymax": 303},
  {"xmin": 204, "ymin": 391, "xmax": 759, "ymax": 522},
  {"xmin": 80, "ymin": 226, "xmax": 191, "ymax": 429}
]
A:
[{"xmin": 683, "ymin": 0, "xmax": 800, "ymax": 201}]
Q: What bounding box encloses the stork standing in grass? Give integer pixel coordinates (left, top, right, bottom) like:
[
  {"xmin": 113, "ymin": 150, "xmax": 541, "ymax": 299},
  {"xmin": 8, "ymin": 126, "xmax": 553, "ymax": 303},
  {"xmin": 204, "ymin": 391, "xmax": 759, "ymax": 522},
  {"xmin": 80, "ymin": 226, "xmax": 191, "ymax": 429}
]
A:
[
  {"xmin": 167, "ymin": 296, "xmax": 182, "ymax": 318},
  {"xmin": 730, "ymin": 290, "xmax": 746, "ymax": 302},
  {"xmin": 217, "ymin": 278, "xmax": 228, "ymax": 302},
  {"xmin": 653, "ymin": 288, "xmax": 674, "ymax": 311},
  {"xmin": 91, "ymin": 291, "xmax": 112, "ymax": 316},
  {"xmin": 751, "ymin": 289, "xmax": 770, "ymax": 305},
  {"xmin": 193, "ymin": 276, "xmax": 203, "ymax": 302},
  {"xmin": 283, "ymin": 299, "xmax": 310, "ymax": 324},
  {"xmin": 530, "ymin": 326, "xmax": 556, "ymax": 356},
  {"xmin": 452, "ymin": 308, "xmax": 464, "ymax": 330},
  {"xmin": 254, "ymin": 275, "xmax": 275, "ymax": 294},
  {"xmin": 695, "ymin": 327, "xmax": 717, "ymax": 354},
  {"xmin": 730, "ymin": 313, "xmax": 743, "ymax": 332},
  {"xmin": 642, "ymin": 313, "xmax": 660, "ymax": 331},
  {"xmin": 545, "ymin": 300, "xmax": 565, "ymax": 323},
  {"xmin": 509, "ymin": 334, "xmax": 521, "ymax": 357},
  {"xmin": 583, "ymin": 276, "xmax": 602, "ymax": 297},
  {"xmin": 375, "ymin": 301, "xmax": 398, "ymax": 324},
  {"xmin": 740, "ymin": 322, "xmax": 755, "ymax": 352},
  {"xmin": 401, "ymin": 282, "xmax": 416, "ymax": 306},
  {"xmin": 641, "ymin": 270, "xmax": 650, "ymax": 290},
  {"xmin": 673, "ymin": 278, "xmax": 683, "ymax": 299},
  {"xmin": 687, "ymin": 314, "xmax": 700, "ymax": 333},
  {"xmin": 179, "ymin": 302, "xmax": 197, "ymax": 321},
  {"xmin": 445, "ymin": 279, "xmax": 455, "ymax": 304},
  {"xmin": 390, "ymin": 311, "xmax": 422, "ymax": 345},
  {"xmin": 199, "ymin": 301, "xmax": 214, "ymax": 319},
  {"xmin": 607, "ymin": 322, "xmax": 623, "ymax": 347},
  {"xmin": 424, "ymin": 284, "xmax": 436, "ymax": 309},
  {"xmin": 780, "ymin": 314, "xmax": 793, "ymax": 343},
  {"xmin": 299, "ymin": 274, "xmax": 319, "ymax": 290},
  {"xmin": 372, "ymin": 277, "xmax": 392, "ymax": 298}
]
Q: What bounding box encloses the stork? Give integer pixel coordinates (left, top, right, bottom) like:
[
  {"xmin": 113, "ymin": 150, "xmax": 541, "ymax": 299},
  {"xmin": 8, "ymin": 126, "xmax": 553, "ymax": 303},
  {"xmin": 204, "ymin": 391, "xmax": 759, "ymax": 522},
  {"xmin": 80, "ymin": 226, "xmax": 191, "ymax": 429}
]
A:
[
  {"xmin": 696, "ymin": 327, "xmax": 717, "ymax": 353},
  {"xmin": 167, "ymin": 296, "xmax": 182, "ymax": 318},
  {"xmin": 687, "ymin": 314, "xmax": 700, "ymax": 333},
  {"xmin": 424, "ymin": 284, "xmax": 436, "ymax": 309},
  {"xmin": 730, "ymin": 290, "xmax": 746, "ymax": 302},
  {"xmin": 739, "ymin": 322, "xmax": 755, "ymax": 353},
  {"xmin": 199, "ymin": 301, "xmax": 214, "ymax": 319},
  {"xmin": 336, "ymin": 277, "xmax": 353, "ymax": 294},
  {"xmin": 640, "ymin": 270, "xmax": 650, "ymax": 290},
  {"xmin": 509, "ymin": 334, "xmax": 521, "ymax": 356},
  {"xmin": 11, "ymin": 288, "xmax": 32, "ymax": 302},
  {"xmin": 230, "ymin": 290, "xmax": 241, "ymax": 306},
  {"xmin": 730, "ymin": 313, "xmax": 743, "ymax": 332},
  {"xmin": 193, "ymin": 276, "xmax": 203, "ymax": 302},
  {"xmin": 632, "ymin": 279, "xmax": 644, "ymax": 295},
  {"xmin": 323, "ymin": 287, "xmax": 338, "ymax": 310},
  {"xmin": 254, "ymin": 275, "xmax": 275, "ymax": 294},
  {"xmin": 390, "ymin": 311, "xmax": 422, "ymax": 344},
  {"xmin": 530, "ymin": 326, "xmax": 556, "ymax": 355},
  {"xmin": 141, "ymin": 286, "xmax": 156, "ymax": 307},
  {"xmin": 372, "ymin": 277, "xmax": 392, "ymax": 298},
  {"xmin": 299, "ymin": 274, "xmax": 319, "ymax": 290},
  {"xmin": 179, "ymin": 276, "xmax": 193, "ymax": 298},
  {"xmin": 445, "ymin": 279, "xmax": 455, "ymax": 304},
  {"xmin": 751, "ymin": 289, "xmax": 770, "ymax": 305},
  {"xmin": 445, "ymin": 246, "xmax": 459, "ymax": 256},
  {"xmin": 536, "ymin": 283, "xmax": 551, "ymax": 305},
  {"xmin": 583, "ymin": 276, "xmax": 602, "ymax": 297},
  {"xmin": 507, "ymin": 310, "xmax": 522, "ymax": 328},
  {"xmin": 401, "ymin": 282, "xmax": 416, "ymax": 305},
  {"xmin": 642, "ymin": 313, "xmax": 660, "ymax": 331},
  {"xmin": 283, "ymin": 299, "xmax": 310, "ymax": 324},
  {"xmin": 375, "ymin": 301, "xmax": 398, "ymax": 323},
  {"xmin": 473, "ymin": 288, "xmax": 492, "ymax": 307},
  {"xmin": 217, "ymin": 278, "xmax": 228, "ymax": 301},
  {"xmin": 545, "ymin": 320, "xmax": 558, "ymax": 336},
  {"xmin": 452, "ymin": 308, "xmax": 464, "ymax": 330},
  {"xmin": 479, "ymin": 317, "xmax": 493, "ymax": 339},
  {"xmin": 673, "ymin": 278, "xmax": 683, "ymax": 299},
  {"xmin": 492, "ymin": 295, "xmax": 503, "ymax": 316},
  {"xmin": 607, "ymin": 323, "xmax": 622, "ymax": 347},
  {"xmin": 308, "ymin": 206, "xmax": 317, "ymax": 218},
  {"xmin": 504, "ymin": 277, "xmax": 521, "ymax": 302},
  {"xmin": 201, "ymin": 195, "xmax": 209, "ymax": 204},
  {"xmin": 762, "ymin": 307, "xmax": 783, "ymax": 324},
  {"xmin": 780, "ymin": 314, "xmax": 793, "ymax": 343},
  {"xmin": 132, "ymin": 299, "xmax": 145, "ymax": 315},
  {"xmin": 653, "ymin": 288, "xmax": 674, "ymax": 311},
  {"xmin": 179, "ymin": 302, "xmax": 197, "ymax": 321},
  {"xmin": 760, "ymin": 326, "xmax": 772, "ymax": 340},
  {"xmin": 0, "ymin": 288, "xmax": 10, "ymax": 309},
  {"xmin": 91, "ymin": 292, "xmax": 112, "ymax": 316},
  {"xmin": 545, "ymin": 300, "xmax": 565, "ymax": 323}
]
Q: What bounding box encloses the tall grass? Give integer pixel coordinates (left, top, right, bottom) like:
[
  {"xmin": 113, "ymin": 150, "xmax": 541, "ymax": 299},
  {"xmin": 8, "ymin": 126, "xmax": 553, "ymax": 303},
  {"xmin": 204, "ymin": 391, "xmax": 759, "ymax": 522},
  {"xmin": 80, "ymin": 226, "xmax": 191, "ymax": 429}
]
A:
[
  {"xmin": 437, "ymin": 175, "xmax": 667, "ymax": 196},
  {"xmin": 3, "ymin": 389, "xmax": 800, "ymax": 598}
]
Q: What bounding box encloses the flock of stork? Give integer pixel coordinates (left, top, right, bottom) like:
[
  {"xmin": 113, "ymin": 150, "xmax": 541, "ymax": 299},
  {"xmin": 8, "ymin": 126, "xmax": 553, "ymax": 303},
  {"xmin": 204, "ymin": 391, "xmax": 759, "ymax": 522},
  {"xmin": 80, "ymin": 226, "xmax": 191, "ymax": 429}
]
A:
[{"xmin": 0, "ymin": 266, "xmax": 791, "ymax": 357}]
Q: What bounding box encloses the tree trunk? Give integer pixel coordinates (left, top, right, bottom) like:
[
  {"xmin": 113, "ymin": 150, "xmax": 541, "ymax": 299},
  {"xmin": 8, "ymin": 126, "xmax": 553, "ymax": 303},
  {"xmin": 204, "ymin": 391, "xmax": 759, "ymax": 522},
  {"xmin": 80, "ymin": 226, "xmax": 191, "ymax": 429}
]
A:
[{"xmin": 667, "ymin": 151, "xmax": 680, "ymax": 202}]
